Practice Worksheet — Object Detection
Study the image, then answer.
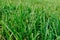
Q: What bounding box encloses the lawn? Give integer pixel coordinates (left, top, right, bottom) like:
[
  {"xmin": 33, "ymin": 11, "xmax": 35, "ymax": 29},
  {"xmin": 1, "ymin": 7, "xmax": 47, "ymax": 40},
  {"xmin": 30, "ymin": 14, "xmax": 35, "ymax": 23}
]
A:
[{"xmin": 0, "ymin": 0, "xmax": 60, "ymax": 40}]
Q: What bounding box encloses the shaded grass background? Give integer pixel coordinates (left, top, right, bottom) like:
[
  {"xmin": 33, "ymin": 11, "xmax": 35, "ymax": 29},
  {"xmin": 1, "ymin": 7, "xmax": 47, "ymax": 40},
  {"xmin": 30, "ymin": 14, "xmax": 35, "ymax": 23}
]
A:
[{"xmin": 0, "ymin": 0, "xmax": 60, "ymax": 40}]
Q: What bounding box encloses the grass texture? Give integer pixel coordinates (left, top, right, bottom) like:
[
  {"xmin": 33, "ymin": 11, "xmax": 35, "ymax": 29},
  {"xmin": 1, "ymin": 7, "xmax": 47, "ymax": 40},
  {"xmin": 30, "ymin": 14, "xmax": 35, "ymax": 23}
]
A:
[{"xmin": 0, "ymin": 0, "xmax": 60, "ymax": 40}]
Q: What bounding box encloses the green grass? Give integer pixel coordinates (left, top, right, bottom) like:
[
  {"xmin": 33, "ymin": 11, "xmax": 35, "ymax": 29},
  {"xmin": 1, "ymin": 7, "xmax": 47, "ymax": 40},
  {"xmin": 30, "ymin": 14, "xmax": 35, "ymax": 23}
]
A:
[{"xmin": 0, "ymin": 0, "xmax": 60, "ymax": 40}]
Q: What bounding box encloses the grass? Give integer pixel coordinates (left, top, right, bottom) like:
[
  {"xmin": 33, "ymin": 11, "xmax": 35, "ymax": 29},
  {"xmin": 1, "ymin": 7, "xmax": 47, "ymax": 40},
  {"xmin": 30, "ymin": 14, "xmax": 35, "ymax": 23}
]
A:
[{"xmin": 0, "ymin": 0, "xmax": 60, "ymax": 40}]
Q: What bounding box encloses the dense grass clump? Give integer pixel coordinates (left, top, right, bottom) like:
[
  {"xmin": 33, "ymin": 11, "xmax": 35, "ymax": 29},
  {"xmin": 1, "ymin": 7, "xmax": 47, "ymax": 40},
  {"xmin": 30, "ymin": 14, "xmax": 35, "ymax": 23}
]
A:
[{"xmin": 0, "ymin": 0, "xmax": 60, "ymax": 40}]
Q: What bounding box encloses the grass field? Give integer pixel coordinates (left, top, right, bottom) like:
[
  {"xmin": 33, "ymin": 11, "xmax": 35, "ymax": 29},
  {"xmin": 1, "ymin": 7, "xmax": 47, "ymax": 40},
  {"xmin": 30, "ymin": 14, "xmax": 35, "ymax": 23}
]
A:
[{"xmin": 0, "ymin": 0, "xmax": 60, "ymax": 40}]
